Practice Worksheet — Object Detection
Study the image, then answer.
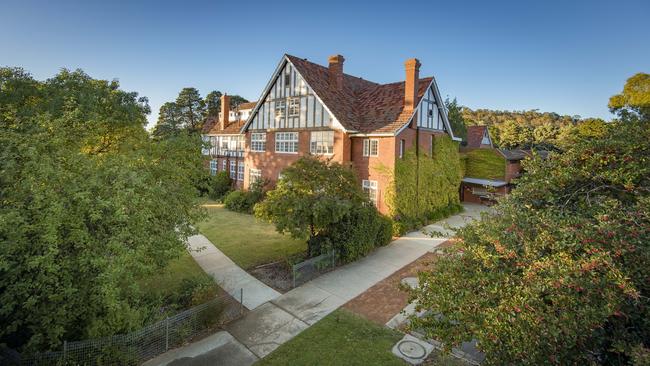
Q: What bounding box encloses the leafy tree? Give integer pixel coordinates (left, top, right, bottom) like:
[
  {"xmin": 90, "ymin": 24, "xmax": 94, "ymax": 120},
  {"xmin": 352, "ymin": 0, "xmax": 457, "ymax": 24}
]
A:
[
  {"xmin": 175, "ymin": 87, "xmax": 206, "ymax": 133},
  {"xmin": 228, "ymin": 94, "xmax": 249, "ymax": 109},
  {"xmin": 408, "ymin": 119, "xmax": 650, "ymax": 364},
  {"xmin": 445, "ymin": 97, "xmax": 467, "ymax": 140},
  {"xmin": 532, "ymin": 122, "xmax": 559, "ymax": 144},
  {"xmin": 0, "ymin": 67, "xmax": 203, "ymax": 353},
  {"xmin": 255, "ymin": 156, "xmax": 366, "ymax": 256},
  {"xmin": 609, "ymin": 72, "xmax": 650, "ymax": 122},
  {"xmin": 497, "ymin": 120, "xmax": 533, "ymax": 148},
  {"xmin": 152, "ymin": 101, "xmax": 182, "ymax": 138}
]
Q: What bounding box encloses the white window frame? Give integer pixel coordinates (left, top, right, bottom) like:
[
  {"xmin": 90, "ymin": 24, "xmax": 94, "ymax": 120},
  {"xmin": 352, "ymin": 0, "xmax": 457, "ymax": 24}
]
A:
[
  {"xmin": 288, "ymin": 98, "xmax": 300, "ymax": 117},
  {"xmin": 363, "ymin": 139, "xmax": 379, "ymax": 157},
  {"xmin": 249, "ymin": 168, "xmax": 262, "ymax": 184},
  {"xmin": 209, "ymin": 160, "xmax": 218, "ymax": 175},
  {"xmin": 275, "ymin": 100, "xmax": 286, "ymax": 119},
  {"xmin": 310, "ymin": 131, "xmax": 334, "ymax": 155},
  {"xmin": 362, "ymin": 180, "xmax": 378, "ymax": 205},
  {"xmin": 250, "ymin": 133, "xmax": 266, "ymax": 152},
  {"xmin": 230, "ymin": 161, "xmax": 236, "ymax": 178},
  {"xmin": 399, "ymin": 139, "xmax": 405, "ymax": 159},
  {"xmin": 237, "ymin": 164, "xmax": 245, "ymax": 181},
  {"xmin": 201, "ymin": 136, "xmax": 210, "ymax": 155},
  {"xmin": 222, "ymin": 160, "xmax": 227, "ymax": 171},
  {"xmin": 275, "ymin": 132, "xmax": 299, "ymax": 153}
]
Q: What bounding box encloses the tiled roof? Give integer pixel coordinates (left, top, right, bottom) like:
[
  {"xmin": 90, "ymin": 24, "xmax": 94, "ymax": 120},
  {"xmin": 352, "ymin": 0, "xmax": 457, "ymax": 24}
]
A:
[
  {"xmin": 286, "ymin": 55, "xmax": 433, "ymax": 134},
  {"xmin": 236, "ymin": 101, "xmax": 257, "ymax": 110},
  {"xmin": 466, "ymin": 126, "xmax": 490, "ymax": 148},
  {"xmin": 202, "ymin": 117, "xmax": 246, "ymax": 135}
]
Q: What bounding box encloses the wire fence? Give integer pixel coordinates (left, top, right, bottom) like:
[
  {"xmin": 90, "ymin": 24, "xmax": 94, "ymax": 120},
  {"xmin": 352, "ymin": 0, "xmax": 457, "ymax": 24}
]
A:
[
  {"xmin": 292, "ymin": 251, "xmax": 337, "ymax": 287},
  {"xmin": 6, "ymin": 292, "xmax": 244, "ymax": 366}
]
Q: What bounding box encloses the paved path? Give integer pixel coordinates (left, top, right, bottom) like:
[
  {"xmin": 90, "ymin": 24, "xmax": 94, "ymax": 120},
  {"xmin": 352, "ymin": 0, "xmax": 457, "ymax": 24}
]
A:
[
  {"xmin": 145, "ymin": 204, "xmax": 490, "ymax": 365},
  {"xmin": 187, "ymin": 234, "xmax": 281, "ymax": 310}
]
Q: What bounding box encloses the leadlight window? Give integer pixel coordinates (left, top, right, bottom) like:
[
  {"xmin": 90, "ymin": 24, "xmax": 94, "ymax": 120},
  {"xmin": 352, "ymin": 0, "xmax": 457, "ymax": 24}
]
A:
[
  {"xmin": 362, "ymin": 180, "xmax": 378, "ymax": 205},
  {"xmin": 237, "ymin": 164, "xmax": 244, "ymax": 181},
  {"xmin": 230, "ymin": 161, "xmax": 236, "ymax": 178},
  {"xmin": 363, "ymin": 139, "xmax": 379, "ymax": 157},
  {"xmin": 310, "ymin": 131, "xmax": 334, "ymax": 155},
  {"xmin": 209, "ymin": 160, "xmax": 218, "ymax": 175},
  {"xmin": 275, "ymin": 100, "xmax": 286, "ymax": 118},
  {"xmin": 249, "ymin": 168, "xmax": 261, "ymax": 183},
  {"xmin": 289, "ymin": 98, "xmax": 300, "ymax": 117},
  {"xmin": 275, "ymin": 132, "xmax": 298, "ymax": 153},
  {"xmin": 251, "ymin": 133, "xmax": 266, "ymax": 152}
]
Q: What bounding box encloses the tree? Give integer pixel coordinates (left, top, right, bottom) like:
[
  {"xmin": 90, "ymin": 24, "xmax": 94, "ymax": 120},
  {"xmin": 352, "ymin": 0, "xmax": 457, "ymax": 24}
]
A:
[
  {"xmin": 0, "ymin": 67, "xmax": 203, "ymax": 353},
  {"xmin": 445, "ymin": 97, "xmax": 467, "ymax": 140},
  {"xmin": 532, "ymin": 122, "xmax": 558, "ymax": 144},
  {"xmin": 228, "ymin": 94, "xmax": 249, "ymax": 109},
  {"xmin": 204, "ymin": 90, "xmax": 223, "ymax": 118},
  {"xmin": 497, "ymin": 120, "xmax": 532, "ymax": 148},
  {"xmin": 254, "ymin": 156, "xmax": 366, "ymax": 256},
  {"xmin": 152, "ymin": 101, "xmax": 182, "ymax": 138},
  {"xmin": 609, "ymin": 73, "xmax": 650, "ymax": 122},
  {"xmin": 408, "ymin": 118, "xmax": 650, "ymax": 364},
  {"xmin": 175, "ymin": 87, "xmax": 206, "ymax": 133}
]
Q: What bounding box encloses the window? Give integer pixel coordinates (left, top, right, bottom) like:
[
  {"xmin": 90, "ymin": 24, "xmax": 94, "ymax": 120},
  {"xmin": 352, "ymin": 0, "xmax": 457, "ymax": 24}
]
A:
[
  {"xmin": 288, "ymin": 98, "xmax": 300, "ymax": 117},
  {"xmin": 310, "ymin": 131, "xmax": 334, "ymax": 155},
  {"xmin": 362, "ymin": 180, "xmax": 378, "ymax": 205},
  {"xmin": 284, "ymin": 73, "xmax": 291, "ymax": 87},
  {"xmin": 237, "ymin": 164, "xmax": 244, "ymax": 181},
  {"xmin": 251, "ymin": 133, "xmax": 266, "ymax": 152},
  {"xmin": 399, "ymin": 139, "xmax": 405, "ymax": 159},
  {"xmin": 363, "ymin": 139, "xmax": 378, "ymax": 157},
  {"xmin": 222, "ymin": 160, "xmax": 227, "ymax": 171},
  {"xmin": 230, "ymin": 161, "xmax": 236, "ymax": 178},
  {"xmin": 481, "ymin": 130, "xmax": 490, "ymax": 145},
  {"xmin": 201, "ymin": 136, "xmax": 210, "ymax": 155},
  {"xmin": 275, "ymin": 100, "xmax": 286, "ymax": 118},
  {"xmin": 250, "ymin": 168, "xmax": 262, "ymax": 184},
  {"xmin": 209, "ymin": 160, "xmax": 218, "ymax": 176},
  {"xmin": 275, "ymin": 132, "xmax": 299, "ymax": 153}
]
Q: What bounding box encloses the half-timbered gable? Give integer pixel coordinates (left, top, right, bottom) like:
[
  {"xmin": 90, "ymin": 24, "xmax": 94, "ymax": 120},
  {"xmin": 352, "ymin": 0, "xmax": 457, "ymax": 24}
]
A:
[{"xmin": 245, "ymin": 61, "xmax": 336, "ymax": 131}]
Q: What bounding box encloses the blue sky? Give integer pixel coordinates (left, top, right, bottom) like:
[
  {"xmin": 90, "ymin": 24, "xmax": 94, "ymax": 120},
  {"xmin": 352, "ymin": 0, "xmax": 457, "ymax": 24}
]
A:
[{"xmin": 2, "ymin": 0, "xmax": 648, "ymax": 127}]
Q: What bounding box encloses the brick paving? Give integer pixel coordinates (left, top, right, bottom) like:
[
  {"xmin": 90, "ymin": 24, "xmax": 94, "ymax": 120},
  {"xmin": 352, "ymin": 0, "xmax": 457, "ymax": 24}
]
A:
[{"xmin": 342, "ymin": 240, "xmax": 455, "ymax": 325}]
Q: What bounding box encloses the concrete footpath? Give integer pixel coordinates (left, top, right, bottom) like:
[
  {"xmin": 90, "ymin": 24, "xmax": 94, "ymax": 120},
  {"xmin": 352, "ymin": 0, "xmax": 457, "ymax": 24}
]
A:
[
  {"xmin": 187, "ymin": 234, "xmax": 281, "ymax": 310},
  {"xmin": 144, "ymin": 204, "xmax": 489, "ymax": 366}
]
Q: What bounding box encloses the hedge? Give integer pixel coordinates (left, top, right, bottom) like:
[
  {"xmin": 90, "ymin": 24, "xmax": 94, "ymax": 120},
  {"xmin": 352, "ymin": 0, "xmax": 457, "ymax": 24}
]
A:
[{"xmin": 462, "ymin": 148, "xmax": 505, "ymax": 180}]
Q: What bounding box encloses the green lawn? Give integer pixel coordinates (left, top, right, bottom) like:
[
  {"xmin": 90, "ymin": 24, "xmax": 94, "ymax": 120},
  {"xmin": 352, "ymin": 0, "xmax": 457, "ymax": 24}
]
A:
[
  {"xmin": 139, "ymin": 250, "xmax": 213, "ymax": 300},
  {"xmin": 256, "ymin": 309, "xmax": 404, "ymax": 366},
  {"xmin": 196, "ymin": 206, "xmax": 307, "ymax": 269}
]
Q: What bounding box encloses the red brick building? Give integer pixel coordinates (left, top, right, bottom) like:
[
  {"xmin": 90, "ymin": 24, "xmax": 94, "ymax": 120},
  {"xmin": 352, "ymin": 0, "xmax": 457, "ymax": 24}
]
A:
[{"xmin": 203, "ymin": 54, "xmax": 461, "ymax": 215}]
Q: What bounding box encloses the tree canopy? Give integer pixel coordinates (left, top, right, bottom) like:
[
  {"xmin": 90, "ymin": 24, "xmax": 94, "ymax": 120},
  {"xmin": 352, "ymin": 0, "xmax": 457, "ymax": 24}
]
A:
[
  {"xmin": 609, "ymin": 72, "xmax": 650, "ymax": 123},
  {"xmin": 0, "ymin": 67, "xmax": 203, "ymax": 353},
  {"xmin": 409, "ymin": 96, "xmax": 650, "ymax": 363}
]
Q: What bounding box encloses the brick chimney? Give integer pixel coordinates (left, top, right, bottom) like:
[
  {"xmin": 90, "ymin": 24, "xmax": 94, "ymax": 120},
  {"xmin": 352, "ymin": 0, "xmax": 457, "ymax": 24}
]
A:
[
  {"xmin": 328, "ymin": 54, "xmax": 345, "ymax": 90},
  {"xmin": 219, "ymin": 94, "xmax": 230, "ymax": 130},
  {"xmin": 404, "ymin": 58, "xmax": 421, "ymax": 110}
]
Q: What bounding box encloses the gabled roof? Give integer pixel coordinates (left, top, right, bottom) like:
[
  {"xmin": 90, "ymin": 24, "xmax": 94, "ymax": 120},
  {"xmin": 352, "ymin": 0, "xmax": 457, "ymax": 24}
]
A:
[
  {"xmin": 466, "ymin": 126, "xmax": 492, "ymax": 148},
  {"xmin": 202, "ymin": 117, "xmax": 246, "ymax": 135},
  {"xmin": 242, "ymin": 54, "xmax": 459, "ymax": 138}
]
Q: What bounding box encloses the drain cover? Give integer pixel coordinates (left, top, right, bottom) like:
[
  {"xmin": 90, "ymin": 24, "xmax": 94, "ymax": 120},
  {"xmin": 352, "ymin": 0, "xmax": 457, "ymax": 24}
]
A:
[
  {"xmin": 398, "ymin": 340, "xmax": 426, "ymax": 359},
  {"xmin": 392, "ymin": 334, "xmax": 434, "ymax": 365}
]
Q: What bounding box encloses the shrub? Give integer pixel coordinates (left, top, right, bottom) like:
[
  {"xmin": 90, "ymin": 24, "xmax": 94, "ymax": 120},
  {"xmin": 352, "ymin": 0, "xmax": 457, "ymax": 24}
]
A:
[
  {"xmin": 208, "ymin": 171, "xmax": 232, "ymax": 200},
  {"xmin": 321, "ymin": 203, "xmax": 393, "ymax": 263},
  {"xmin": 169, "ymin": 277, "xmax": 218, "ymax": 309},
  {"xmin": 224, "ymin": 180, "xmax": 266, "ymax": 214}
]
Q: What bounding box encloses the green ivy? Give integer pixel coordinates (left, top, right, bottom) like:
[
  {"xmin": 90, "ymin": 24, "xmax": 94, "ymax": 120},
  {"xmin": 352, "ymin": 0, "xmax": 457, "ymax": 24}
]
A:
[
  {"xmin": 386, "ymin": 135, "xmax": 463, "ymax": 233},
  {"xmin": 462, "ymin": 148, "xmax": 506, "ymax": 180}
]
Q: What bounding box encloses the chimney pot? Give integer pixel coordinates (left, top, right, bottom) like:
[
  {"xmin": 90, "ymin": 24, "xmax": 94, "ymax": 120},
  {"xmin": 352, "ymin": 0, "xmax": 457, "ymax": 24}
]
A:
[
  {"xmin": 220, "ymin": 94, "xmax": 230, "ymax": 130},
  {"xmin": 404, "ymin": 58, "xmax": 421, "ymax": 110},
  {"xmin": 328, "ymin": 54, "xmax": 345, "ymax": 90}
]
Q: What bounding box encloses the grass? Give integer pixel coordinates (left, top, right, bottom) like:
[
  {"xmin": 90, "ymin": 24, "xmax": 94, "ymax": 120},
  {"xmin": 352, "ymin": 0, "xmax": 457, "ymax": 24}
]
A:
[
  {"xmin": 196, "ymin": 206, "xmax": 307, "ymax": 269},
  {"xmin": 139, "ymin": 250, "xmax": 213, "ymax": 300},
  {"xmin": 256, "ymin": 309, "xmax": 404, "ymax": 366},
  {"xmin": 462, "ymin": 148, "xmax": 506, "ymax": 180}
]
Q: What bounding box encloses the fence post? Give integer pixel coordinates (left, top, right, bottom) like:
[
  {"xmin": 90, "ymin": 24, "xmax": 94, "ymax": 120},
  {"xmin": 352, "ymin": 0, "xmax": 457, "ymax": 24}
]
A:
[
  {"xmin": 240, "ymin": 288, "xmax": 244, "ymax": 315},
  {"xmin": 165, "ymin": 317, "xmax": 169, "ymax": 351},
  {"xmin": 63, "ymin": 340, "xmax": 67, "ymax": 362}
]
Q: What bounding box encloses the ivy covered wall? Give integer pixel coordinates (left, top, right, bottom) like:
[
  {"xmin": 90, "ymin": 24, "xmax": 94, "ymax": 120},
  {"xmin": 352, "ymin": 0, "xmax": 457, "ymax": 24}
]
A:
[
  {"xmin": 461, "ymin": 148, "xmax": 506, "ymax": 180},
  {"xmin": 386, "ymin": 134, "xmax": 463, "ymax": 232}
]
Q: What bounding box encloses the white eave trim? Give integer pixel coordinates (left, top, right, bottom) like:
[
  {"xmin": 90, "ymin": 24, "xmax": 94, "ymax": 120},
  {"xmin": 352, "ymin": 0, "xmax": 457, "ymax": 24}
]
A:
[
  {"xmin": 462, "ymin": 177, "xmax": 508, "ymax": 187},
  {"xmin": 349, "ymin": 133, "xmax": 394, "ymax": 137},
  {"xmin": 240, "ymin": 55, "xmax": 348, "ymax": 134}
]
